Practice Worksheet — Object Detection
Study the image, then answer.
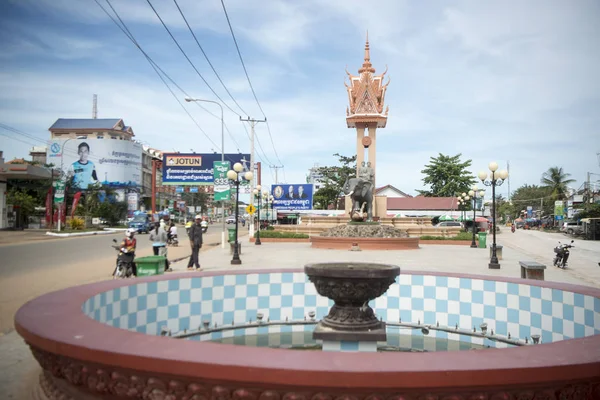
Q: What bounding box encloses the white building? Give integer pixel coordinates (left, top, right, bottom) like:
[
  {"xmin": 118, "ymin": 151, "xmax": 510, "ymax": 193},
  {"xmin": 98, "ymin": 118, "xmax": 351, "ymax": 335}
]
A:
[{"xmin": 307, "ymin": 164, "xmax": 325, "ymax": 191}]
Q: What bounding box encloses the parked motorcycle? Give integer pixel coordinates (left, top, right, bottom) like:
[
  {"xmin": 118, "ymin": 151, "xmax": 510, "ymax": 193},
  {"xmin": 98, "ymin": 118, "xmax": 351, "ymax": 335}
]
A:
[
  {"xmin": 553, "ymin": 240, "xmax": 575, "ymax": 269},
  {"xmin": 112, "ymin": 239, "xmax": 135, "ymax": 278}
]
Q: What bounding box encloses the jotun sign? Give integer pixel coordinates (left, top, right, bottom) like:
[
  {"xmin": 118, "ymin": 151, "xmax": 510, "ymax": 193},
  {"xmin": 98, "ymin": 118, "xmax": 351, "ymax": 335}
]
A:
[{"xmin": 162, "ymin": 153, "xmax": 251, "ymax": 185}]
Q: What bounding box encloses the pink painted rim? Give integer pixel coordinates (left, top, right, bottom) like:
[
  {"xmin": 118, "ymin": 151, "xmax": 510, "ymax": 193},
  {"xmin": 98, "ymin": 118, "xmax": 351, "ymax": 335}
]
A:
[{"xmin": 15, "ymin": 269, "xmax": 600, "ymax": 390}]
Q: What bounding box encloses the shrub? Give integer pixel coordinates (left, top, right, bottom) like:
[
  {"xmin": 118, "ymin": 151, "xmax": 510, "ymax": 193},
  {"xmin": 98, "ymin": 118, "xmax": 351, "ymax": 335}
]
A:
[
  {"xmin": 254, "ymin": 230, "xmax": 309, "ymax": 239},
  {"xmin": 69, "ymin": 217, "xmax": 85, "ymax": 230},
  {"xmin": 421, "ymin": 231, "xmax": 475, "ymax": 241}
]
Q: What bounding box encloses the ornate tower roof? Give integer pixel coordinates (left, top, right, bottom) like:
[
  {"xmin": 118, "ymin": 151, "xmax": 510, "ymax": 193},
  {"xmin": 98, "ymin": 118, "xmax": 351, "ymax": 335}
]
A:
[{"xmin": 345, "ymin": 33, "xmax": 390, "ymax": 128}]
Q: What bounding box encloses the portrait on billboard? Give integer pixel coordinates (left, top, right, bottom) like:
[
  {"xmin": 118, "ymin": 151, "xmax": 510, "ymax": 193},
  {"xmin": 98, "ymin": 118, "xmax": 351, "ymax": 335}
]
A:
[
  {"xmin": 68, "ymin": 142, "xmax": 98, "ymax": 189},
  {"xmin": 47, "ymin": 138, "xmax": 142, "ymax": 189}
]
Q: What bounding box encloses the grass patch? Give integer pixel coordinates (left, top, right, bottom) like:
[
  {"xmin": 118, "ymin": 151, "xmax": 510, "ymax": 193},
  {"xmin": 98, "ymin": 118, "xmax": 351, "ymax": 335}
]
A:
[
  {"xmin": 347, "ymin": 221, "xmax": 380, "ymax": 225},
  {"xmin": 421, "ymin": 232, "xmax": 475, "ymax": 240},
  {"xmin": 254, "ymin": 231, "xmax": 309, "ymax": 239}
]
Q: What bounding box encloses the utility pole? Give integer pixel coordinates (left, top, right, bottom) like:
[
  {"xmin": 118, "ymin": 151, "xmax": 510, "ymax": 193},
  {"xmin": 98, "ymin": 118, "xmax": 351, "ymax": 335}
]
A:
[
  {"xmin": 270, "ymin": 165, "xmax": 284, "ymax": 184},
  {"xmin": 92, "ymin": 94, "xmax": 98, "ymax": 119},
  {"xmin": 240, "ymin": 116, "xmax": 266, "ymax": 239}
]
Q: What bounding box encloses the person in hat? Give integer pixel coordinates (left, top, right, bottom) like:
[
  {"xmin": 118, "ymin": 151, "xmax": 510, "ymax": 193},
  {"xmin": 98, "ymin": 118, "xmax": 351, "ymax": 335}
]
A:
[{"xmin": 187, "ymin": 215, "xmax": 203, "ymax": 270}]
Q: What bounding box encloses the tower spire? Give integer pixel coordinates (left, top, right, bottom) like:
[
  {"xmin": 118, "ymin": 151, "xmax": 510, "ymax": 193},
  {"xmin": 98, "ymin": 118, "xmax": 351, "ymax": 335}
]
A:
[{"xmin": 359, "ymin": 31, "xmax": 375, "ymax": 73}]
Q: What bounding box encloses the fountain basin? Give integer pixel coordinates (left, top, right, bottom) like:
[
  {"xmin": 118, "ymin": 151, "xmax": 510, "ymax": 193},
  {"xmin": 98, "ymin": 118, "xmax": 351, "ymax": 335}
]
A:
[{"xmin": 15, "ymin": 269, "xmax": 600, "ymax": 399}]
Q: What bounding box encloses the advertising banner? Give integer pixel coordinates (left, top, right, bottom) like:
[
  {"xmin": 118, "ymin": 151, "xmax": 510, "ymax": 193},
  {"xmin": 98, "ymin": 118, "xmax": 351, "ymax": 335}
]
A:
[
  {"xmin": 271, "ymin": 184, "xmax": 313, "ymax": 210},
  {"xmin": 554, "ymin": 201, "xmax": 564, "ymax": 220},
  {"xmin": 54, "ymin": 181, "xmax": 66, "ymax": 203},
  {"xmin": 127, "ymin": 193, "xmax": 139, "ymax": 217},
  {"xmin": 47, "ymin": 139, "xmax": 142, "ymax": 190},
  {"xmin": 213, "ymin": 161, "xmax": 231, "ymax": 202},
  {"xmin": 162, "ymin": 153, "xmax": 250, "ymax": 185},
  {"xmin": 71, "ymin": 192, "xmax": 83, "ymax": 218}
]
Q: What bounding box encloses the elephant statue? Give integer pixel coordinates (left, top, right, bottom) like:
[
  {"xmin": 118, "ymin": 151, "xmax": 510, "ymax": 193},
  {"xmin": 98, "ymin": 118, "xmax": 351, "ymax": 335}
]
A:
[{"xmin": 343, "ymin": 177, "xmax": 374, "ymax": 222}]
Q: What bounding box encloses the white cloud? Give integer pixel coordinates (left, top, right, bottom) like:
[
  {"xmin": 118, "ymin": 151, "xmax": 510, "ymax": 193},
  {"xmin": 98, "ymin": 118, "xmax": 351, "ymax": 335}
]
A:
[{"xmin": 1, "ymin": 0, "xmax": 599, "ymax": 198}]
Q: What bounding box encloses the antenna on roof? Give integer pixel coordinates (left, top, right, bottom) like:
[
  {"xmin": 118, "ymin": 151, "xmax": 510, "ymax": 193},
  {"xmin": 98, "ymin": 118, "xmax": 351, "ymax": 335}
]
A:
[{"xmin": 92, "ymin": 94, "xmax": 98, "ymax": 119}]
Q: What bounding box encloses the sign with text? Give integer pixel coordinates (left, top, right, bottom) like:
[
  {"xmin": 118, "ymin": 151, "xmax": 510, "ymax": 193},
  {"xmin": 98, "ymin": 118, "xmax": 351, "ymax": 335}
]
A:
[
  {"xmin": 162, "ymin": 153, "xmax": 250, "ymax": 185},
  {"xmin": 213, "ymin": 161, "xmax": 231, "ymax": 202},
  {"xmin": 54, "ymin": 181, "xmax": 66, "ymax": 203},
  {"xmin": 554, "ymin": 201, "xmax": 564, "ymax": 218},
  {"xmin": 271, "ymin": 184, "xmax": 313, "ymax": 210}
]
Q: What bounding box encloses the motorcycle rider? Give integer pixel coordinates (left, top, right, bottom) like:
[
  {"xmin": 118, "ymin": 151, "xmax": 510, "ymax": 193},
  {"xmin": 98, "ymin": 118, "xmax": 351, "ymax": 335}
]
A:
[
  {"xmin": 113, "ymin": 228, "xmax": 137, "ymax": 277},
  {"xmin": 511, "ymin": 223, "xmax": 515, "ymax": 233},
  {"xmin": 201, "ymin": 217, "xmax": 208, "ymax": 233},
  {"xmin": 168, "ymin": 222, "xmax": 178, "ymax": 245},
  {"xmin": 187, "ymin": 215, "xmax": 203, "ymax": 271}
]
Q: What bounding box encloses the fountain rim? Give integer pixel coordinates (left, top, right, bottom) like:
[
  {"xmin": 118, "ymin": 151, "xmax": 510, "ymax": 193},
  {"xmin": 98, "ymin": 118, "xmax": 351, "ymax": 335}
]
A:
[
  {"xmin": 15, "ymin": 268, "xmax": 600, "ymax": 390},
  {"xmin": 304, "ymin": 262, "xmax": 400, "ymax": 278}
]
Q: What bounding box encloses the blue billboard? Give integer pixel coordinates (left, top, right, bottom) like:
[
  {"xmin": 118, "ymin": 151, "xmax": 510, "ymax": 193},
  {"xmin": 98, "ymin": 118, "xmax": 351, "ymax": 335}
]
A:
[
  {"xmin": 271, "ymin": 184, "xmax": 313, "ymax": 210},
  {"xmin": 162, "ymin": 153, "xmax": 250, "ymax": 185}
]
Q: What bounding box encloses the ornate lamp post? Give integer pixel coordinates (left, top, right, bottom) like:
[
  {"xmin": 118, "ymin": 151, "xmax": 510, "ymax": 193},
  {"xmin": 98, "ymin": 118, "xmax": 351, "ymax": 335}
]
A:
[
  {"xmin": 478, "ymin": 162, "xmax": 509, "ymax": 269},
  {"xmin": 468, "ymin": 186, "xmax": 485, "ymax": 248},
  {"xmin": 227, "ymin": 163, "xmax": 253, "ymax": 265},
  {"xmin": 263, "ymin": 191, "xmax": 274, "ymax": 228},
  {"xmin": 253, "ymin": 185, "xmax": 262, "ymax": 245}
]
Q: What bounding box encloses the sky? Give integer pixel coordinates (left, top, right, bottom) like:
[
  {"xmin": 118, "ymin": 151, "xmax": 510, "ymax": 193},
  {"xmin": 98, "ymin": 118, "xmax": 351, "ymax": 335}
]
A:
[{"xmin": 1, "ymin": 0, "xmax": 599, "ymax": 199}]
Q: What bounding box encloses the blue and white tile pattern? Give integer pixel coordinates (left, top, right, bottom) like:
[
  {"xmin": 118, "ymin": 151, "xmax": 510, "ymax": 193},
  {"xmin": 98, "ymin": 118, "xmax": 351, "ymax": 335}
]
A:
[{"xmin": 83, "ymin": 273, "xmax": 600, "ymax": 348}]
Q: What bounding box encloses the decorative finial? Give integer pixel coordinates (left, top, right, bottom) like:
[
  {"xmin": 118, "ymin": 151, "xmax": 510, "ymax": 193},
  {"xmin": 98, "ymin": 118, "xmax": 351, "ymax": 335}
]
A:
[{"xmin": 359, "ymin": 31, "xmax": 375, "ymax": 74}]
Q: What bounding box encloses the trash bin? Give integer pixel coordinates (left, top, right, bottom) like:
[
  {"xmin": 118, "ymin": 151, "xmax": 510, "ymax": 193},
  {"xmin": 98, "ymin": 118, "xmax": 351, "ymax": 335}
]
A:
[
  {"xmin": 134, "ymin": 256, "xmax": 166, "ymax": 277},
  {"xmin": 227, "ymin": 227, "xmax": 236, "ymax": 243},
  {"xmin": 478, "ymin": 232, "xmax": 487, "ymax": 249}
]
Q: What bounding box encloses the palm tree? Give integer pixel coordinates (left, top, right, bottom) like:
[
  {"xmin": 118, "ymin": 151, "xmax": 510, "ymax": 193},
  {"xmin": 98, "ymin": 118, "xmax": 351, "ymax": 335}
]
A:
[{"xmin": 541, "ymin": 167, "xmax": 576, "ymax": 200}]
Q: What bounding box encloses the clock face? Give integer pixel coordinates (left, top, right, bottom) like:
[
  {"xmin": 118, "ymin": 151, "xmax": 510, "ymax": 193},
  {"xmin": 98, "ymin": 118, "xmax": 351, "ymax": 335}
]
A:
[{"xmin": 362, "ymin": 136, "xmax": 372, "ymax": 148}]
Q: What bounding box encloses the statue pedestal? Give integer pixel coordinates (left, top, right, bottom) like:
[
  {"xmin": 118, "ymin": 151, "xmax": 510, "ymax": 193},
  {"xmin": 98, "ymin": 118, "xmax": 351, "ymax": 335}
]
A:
[{"xmin": 374, "ymin": 195, "xmax": 387, "ymax": 219}]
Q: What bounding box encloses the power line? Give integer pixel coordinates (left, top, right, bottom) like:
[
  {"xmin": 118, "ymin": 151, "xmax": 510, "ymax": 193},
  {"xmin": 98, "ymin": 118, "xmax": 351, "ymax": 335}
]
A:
[
  {"xmin": 99, "ymin": 0, "xmax": 266, "ymax": 163},
  {"xmin": 145, "ymin": 0, "xmax": 242, "ymax": 117},
  {"xmin": 98, "ymin": 0, "xmax": 219, "ymax": 150},
  {"xmin": 172, "ymin": 0, "xmax": 248, "ymax": 116},
  {"xmin": 219, "ymin": 0, "xmax": 284, "ymax": 168}
]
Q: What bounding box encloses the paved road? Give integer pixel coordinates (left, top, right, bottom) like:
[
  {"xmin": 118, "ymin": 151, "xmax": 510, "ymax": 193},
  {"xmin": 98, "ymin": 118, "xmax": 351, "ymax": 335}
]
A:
[
  {"xmin": 0, "ymin": 228, "xmax": 227, "ymax": 334},
  {"xmin": 498, "ymin": 228, "xmax": 600, "ymax": 287}
]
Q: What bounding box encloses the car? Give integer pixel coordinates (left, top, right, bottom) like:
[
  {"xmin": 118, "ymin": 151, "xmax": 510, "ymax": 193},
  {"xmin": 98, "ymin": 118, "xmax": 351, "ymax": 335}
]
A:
[
  {"xmin": 435, "ymin": 221, "xmax": 462, "ymax": 228},
  {"xmin": 226, "ymin": 216, "xmax": 237, "ymax": 224},
  {"xmin": 560, "ymin": 221, "xmax": 583, "ymax": 235}
]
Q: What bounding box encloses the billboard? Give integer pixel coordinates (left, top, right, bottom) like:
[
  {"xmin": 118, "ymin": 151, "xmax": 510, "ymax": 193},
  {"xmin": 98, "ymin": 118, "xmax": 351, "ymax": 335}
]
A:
[
  {"xmin": 271, "ymin": 184, "xmax": 313, "ymax": 210},
  {"xmin": 47, "ymin": 138, "xmax": 142, "ymax": 189},
  {"xmin": 162, "ymin": 153, "xmax": 251, "ymax": 185}
]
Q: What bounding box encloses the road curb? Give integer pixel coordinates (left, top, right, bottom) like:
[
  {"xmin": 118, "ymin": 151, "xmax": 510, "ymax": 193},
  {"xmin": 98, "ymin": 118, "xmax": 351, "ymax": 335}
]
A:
[{"xmin": 45, "ymin": 230, "xmax": 119, "ymax": 237}]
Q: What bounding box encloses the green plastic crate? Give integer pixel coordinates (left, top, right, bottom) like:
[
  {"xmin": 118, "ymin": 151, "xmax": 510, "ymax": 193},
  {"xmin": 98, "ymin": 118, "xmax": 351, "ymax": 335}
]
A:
[{"xmin": 134, "ymin": 256, "xmax": 166, "ymax": 277}]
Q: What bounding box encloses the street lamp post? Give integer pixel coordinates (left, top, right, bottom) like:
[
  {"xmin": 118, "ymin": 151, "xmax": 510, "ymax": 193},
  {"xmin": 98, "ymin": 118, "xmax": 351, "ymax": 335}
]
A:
[
  {"xmin": 184, "ymin": 97, "xmax": 226, "ymax": 249},
  {"xmin": 227, "ymin": 163, "xmax": 253, "ymax": 265},
  {"xmin": 468, "ymin": 186, "xmax": 485, "ymax": 248},
  {"xmin": 253, "ymin": 185, "xmax": 262, "ymax": 245},
  {"xmin": 478, "ymin": 162, "xmax": 509, "ymax": 269},
  {"xmin": 263, "ymin": 191, "xmax": 273, "ymax": 228}
]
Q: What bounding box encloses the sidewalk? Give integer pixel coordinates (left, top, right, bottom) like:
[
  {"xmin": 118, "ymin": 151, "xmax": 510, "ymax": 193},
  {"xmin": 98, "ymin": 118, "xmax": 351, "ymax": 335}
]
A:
[
  {"xmin": 0, "ymin": 229, "xmax": 60, "ymax": 247},
  {"xmin": 2, "ymin": 230, "xmax": 599, "ymax": 399}
]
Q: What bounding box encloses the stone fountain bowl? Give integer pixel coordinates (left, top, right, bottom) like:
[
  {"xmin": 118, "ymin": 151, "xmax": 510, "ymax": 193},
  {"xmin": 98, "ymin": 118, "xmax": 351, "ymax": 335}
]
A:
[
  {"xmin": 304, "ymin": 262, "xmax": 400, "ymax": 305},
  {"xmin": 305, "ymin": 262, "xmax": 400, "ymax": 338}
]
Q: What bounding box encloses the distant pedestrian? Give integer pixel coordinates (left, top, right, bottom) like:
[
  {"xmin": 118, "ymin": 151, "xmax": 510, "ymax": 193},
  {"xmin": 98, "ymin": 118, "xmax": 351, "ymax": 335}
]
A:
[
  {"xmin": 187, "ymin": 215, "xmax": 203, "ymax": 270},
  {"xmin": 150, "ymin": 222, "xmax": 170, "ymax": 271}
]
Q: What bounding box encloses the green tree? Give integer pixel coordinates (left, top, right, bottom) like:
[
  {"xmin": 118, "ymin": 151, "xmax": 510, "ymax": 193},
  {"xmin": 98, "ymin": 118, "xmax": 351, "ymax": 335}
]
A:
[
  {"xmin": 7, "ymin": 189, "xmax": 37, "ymax": 219},
  {"xmin": 417, "ymin": 153, "xmax": 475, "ymax": 197},
  {"xmin": 541, "ymin": 166, "xmax": 575, "ymax": 201},
  {"xmin": 312, "ymin": 153, "xmax": 357, "ymax": 209},
  {"xmin": 509, "ymin": 184, "xmax": 553, "ymax": 218}
]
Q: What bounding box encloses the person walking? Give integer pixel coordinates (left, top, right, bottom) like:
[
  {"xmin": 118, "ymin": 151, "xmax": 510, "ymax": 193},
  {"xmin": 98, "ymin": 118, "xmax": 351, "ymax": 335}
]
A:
[
  {"xmin": 150, "ymin": 222, "xmax": 171, "ymax": 271},
  {"xmin": 187, "ymin": 215, "xmax": 203, "ymax": 271}
]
